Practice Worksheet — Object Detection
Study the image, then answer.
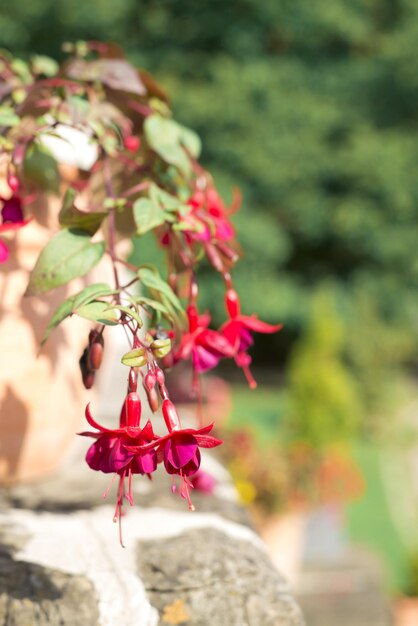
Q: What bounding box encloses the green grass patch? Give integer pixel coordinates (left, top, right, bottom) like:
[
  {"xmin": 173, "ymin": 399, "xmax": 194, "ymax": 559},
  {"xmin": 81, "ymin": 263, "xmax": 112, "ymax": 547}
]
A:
[{"xmin": 345, "ymin": 443, "xmax": 411, "ymax": 592}]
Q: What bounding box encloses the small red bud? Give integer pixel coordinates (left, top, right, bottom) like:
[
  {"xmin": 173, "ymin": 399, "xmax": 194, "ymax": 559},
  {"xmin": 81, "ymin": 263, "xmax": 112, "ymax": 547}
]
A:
[
  {"xmin": 155, "ymin": 368, "xmax": 165, "ymax": 386},
  {"xmin": 120, "ymin": 392, "xmax": 142, "ymax": 428},
  {"xmin": 144, "ymin": 371, "xmax": 157, "ymax": 392},
  {"xmin": 187, "ymin": 304, "xmax": 199, "ymax": 332},
  {"xmin": 225, "ymin": 289, "xmax": 240, "ymax": 318},
  {"xmin": 88, "ymin": 342, "xmax": 104, "ymax": 371},
  {"xmin": 82, "ymin": 371, "xmax": 95, "ymax": 389},
  {"xmin": 205, "ymin": 242, "xmax": 224, "ymax": 272},
  {"xmin": 7, "ymin": 174, "xmax": 20, "ymax": 193},
  {"xmin": 145, "ymin": 386, "xmax": 160, "ymax": 413},
  {"xmin": 128, "ymin": 368, "xmax": 138, "ymax": 392},
  {"xmin": 124, "ymin": 135, "xmax": 140, "ymax": 152},
  {"xmin": 162, "ymin": 399, "xmax": 181, "ymax": 432}
]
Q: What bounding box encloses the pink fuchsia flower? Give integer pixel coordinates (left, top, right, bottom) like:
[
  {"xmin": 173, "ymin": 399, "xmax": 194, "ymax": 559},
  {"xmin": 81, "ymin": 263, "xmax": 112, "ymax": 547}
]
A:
[
  {"xmin": 79, "ymin": 392, "xmax": 158, "ymax": 543},
  {"xmin": 173, "ymin": 304, "xmax": 235, "ymax": 373},
  {"xmin": 0, "ymin": 193, "xmax": 31, "ymax": 264},
  {"xmin": 127, "ymin": 399, "xmax": 222, "ymax": 510},
  {"xmin": 220, "ymin": 289, "xmax": 283, "ymax": 388},
  {"xmin": 184, "ymin": 188, "xmax": 235, "ymax": 243}
]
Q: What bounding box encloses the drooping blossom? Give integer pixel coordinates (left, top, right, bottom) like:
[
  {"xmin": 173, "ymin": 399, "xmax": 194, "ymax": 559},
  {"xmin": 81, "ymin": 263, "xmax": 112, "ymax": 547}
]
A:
[
  {"xmin": 127, "ymin": 399, "xmax": 222, "ymax": 510},
  {"xmin": 221, "ymin": 289, "xmax": 283, "ymax": 388},
  {"xmin": 184, "ymin": 188, "xmax": 235, "ymax": 243},
  {"xmin": 161, "ymin": 187, "xmax": 235, "ymax": 248},
  {"xmin": 174, "ymin": 304, "xmax": 235, "ymax": 373},
  {"xmin": 0, "ymin": 193, "xmax": 30, "ymax": 264},
  {"xmin": 79, "ymin": 392, "xmax": 158, "ymax": 544}
]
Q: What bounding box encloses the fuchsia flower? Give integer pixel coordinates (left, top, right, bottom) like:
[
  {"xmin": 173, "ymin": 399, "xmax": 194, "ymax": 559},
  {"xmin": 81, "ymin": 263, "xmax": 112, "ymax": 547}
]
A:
[
  {"xmin": 221, "ymin": 289, "xmax": 283, "ymax": 388},
  {"xmin": 0, "ymin": 193, "xmax": 30, "ymax": 264},
  {"xmin": 174, "ymin": 304, "xmax": 235, "ymax": 373},
  {"xmin": 185, "ymin": 188, "xmax": 235, "ymax": 243},
  {"xmin": 127, "ymin": 399, "xmax": 222, "ymax": 510},
  {"xmin": 79, "ymin": 392, "xmax": 158, "ymax": 543}
]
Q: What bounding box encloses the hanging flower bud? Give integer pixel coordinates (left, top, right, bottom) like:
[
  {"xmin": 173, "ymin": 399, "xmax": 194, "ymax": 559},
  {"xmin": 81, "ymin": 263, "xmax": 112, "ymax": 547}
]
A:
[
  {"xmin": 144, "ymin": 385, "xmax": 160, "ymax": 413},
  {"xmin": 225, "ymin": 289, "xmax": 241, "ymax": 318},
  {"xmin": 162, "ymin": 399, "xmax": 181, "ymax": 432},
  {"xmin": 144, "ymin": 371, "xmax": 157, "ymax": 392},
  {"xmin": 124, "ymin": 135, "xmax": 140, "ymax": 153},
  {"xmin": 79, "ymin": 347, "xmax": 95, "ymax": 389},
  {"xmin": 128, "ymin": 368, "xmax": 137, "ymax": 392},
  {"xmin": 88, "ymin": 340, "xmax": 104, "ymax": 371}
]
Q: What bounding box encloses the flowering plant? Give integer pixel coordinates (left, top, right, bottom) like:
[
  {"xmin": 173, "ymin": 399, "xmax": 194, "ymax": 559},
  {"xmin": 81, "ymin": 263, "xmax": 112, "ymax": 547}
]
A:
[{"xmin": 0, "ymin": 42, "xmax": 281, "ymax": 542}]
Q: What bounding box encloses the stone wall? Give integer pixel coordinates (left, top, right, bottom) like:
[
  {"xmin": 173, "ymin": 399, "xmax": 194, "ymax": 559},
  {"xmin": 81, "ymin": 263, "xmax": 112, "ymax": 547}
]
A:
[{"xmin": 0, "ymin": 436, "xmax": 305, "ymax": 625}]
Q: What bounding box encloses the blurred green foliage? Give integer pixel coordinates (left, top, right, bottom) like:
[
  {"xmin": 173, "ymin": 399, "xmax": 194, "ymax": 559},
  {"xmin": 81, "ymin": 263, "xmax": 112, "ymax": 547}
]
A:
[
  {"xmin": 287, "ymin": 290, "xmax": 363, "ymax": 448},
  {"xmin": 2, "ymin": 0, "xmax": 418, "ymax": 420}
]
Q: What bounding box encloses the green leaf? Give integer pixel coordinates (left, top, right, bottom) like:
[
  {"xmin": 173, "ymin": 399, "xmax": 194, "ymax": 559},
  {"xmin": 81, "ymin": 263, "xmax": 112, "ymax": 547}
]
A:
[
  {"xmin": 133, "ymin": 295, "xmax": 176, "ymax": 324},
  {"xmin": 138, "ymin": 266, "xmax": 183, "ymax": 311},
  {"xmin": 0, "ymin": 106, "xmax": 20, "ymax": 127},
  {"xmin": 41, "ymin": 283, "xmax": 116, "ymax": 345},
  {"xmin": 59, "ymin": 188, "xmax": 107, "ymax": 235},
  {"xmin": 144, "ymin": 114, "xmax": 201, "ymax": 175},
  {"xmin": 111, "ymin": 305, "xmax": 143, "ymax": 328},
  {"xmin": 133, "ymin": 183, "xmax": 186, "ymax": 235},
  {"xmin": 26, "ymin": 230, "xmax": 105, "ymax": 296},
  {"xmin": 30, "ymin": 55, "xmax": 59, "ymax": 77},
  {"xmin": 23, "ymin": 142, "xmax": 60, "ymax": 192},
  {"xmin": 133, "ymin": 197, "xmax": 166, "ymax": 235},
  {"xmin": 149, "ymin": 183, "xmax": 184, "ymax": 212},
  {"xmin": 76, "ymin": 301, "xmax": 119, "ymax": 325}
]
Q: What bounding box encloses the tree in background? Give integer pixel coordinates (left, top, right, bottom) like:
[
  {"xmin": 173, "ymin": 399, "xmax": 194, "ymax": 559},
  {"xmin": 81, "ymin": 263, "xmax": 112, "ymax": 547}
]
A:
[{"xmin": 2, "ymin": 0, "xmax": 418, "ymax": 422}]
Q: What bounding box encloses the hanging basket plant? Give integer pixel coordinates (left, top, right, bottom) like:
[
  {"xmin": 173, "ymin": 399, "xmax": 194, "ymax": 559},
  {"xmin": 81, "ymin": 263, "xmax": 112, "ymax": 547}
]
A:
[{"xmin": 0, "ymin": 41, "xmax": 282, "ymax": 543}]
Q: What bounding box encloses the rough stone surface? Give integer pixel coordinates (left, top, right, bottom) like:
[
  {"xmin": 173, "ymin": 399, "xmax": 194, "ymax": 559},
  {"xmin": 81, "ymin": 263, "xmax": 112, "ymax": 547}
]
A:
[
  {"xmin": 137, "ymin": 527, "xmax": 304, "ymax": 626},
  {"xmin": 0, "ymin": 415, "xmax": 305, "ymax": 626},
  {"xmin": 0, "ymin": 526, "xmax": 99, "ymax": 626}
]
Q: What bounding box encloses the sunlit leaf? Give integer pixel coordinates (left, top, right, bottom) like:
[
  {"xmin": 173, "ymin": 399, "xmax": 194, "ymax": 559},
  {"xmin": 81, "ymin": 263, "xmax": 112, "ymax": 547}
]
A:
[
  {"xmin": 41, "ymin": 282, "xmax": 116, "ymax": 345},
  {"xmin": 26, "ymin": 230, "xmax": 105, "ymax": 296},
  {"xmin": 59, "ymin": 188, "xmax": 107, "ymax": 235},
  {"xmin": 76, "ymin": 301, "xmax": 119, "ymax": 324}
]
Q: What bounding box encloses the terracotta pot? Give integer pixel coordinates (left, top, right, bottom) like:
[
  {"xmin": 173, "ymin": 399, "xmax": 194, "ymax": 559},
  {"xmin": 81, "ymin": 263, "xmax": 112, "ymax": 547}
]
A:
[
  {"xmin": 394, "ymin": 597, "xmax": 418, "ymax": 626},
  {"xmin": 259, "ymin": 510, "xmax": 307, "ymax": 585},
  {"xmin": 0, "ymin": 217, "xmax": 91, "ymax": 484}
]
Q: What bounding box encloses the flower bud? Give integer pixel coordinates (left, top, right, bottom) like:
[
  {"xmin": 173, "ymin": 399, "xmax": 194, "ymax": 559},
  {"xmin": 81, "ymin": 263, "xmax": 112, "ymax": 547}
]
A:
[
  {"xmin": 126, "ymin": 392, "xmax": 141, "ymax": 428},
  {"xmin": 88, "ymin": 329, "xmax": 104, "ymax": 346},
  {"xmin": 151, "ymin": 338, "xmax": 172, "ymax": 359},
  {"xmin": 128, "ymin": 368, "xmax": 137, "ymax": 392},
  {"xmin": 144, "ymin": 371, "xmax": 157, "ymax": 392},
  {"xmin": 145, "ymin": 386, "xmax": 160, "ymax": 413},
  {"xmin": 82, "ymin": 371, "xmax": 95, "ymax": 389},
  {"xmin": 205, "ymin": 242, "xmax": 224, "ymax": 272},
  {"xmin": 121, "ymin": 347, "xmax": 147, "ymax": 368},
  {"xmin": 187, "ymin": 304, "xmax": 199, "ymax": 332},
  {"xmin": 162, "ymin": 399, "xmax": 181, "ymax": 432},
  {"xmin": 88, "ymin": 341, "xmax": 104, "ymax": 371},
  {"xmin": 225, "ymin": 289, "xmax": 240, "ymax": 318},
  {"xmin": 124, "ymin": 135, "xmax": 140, "ymax": 153},
  {"xmin": 155, "ymin": 367, "xmax": 165, "ymax": 386}
]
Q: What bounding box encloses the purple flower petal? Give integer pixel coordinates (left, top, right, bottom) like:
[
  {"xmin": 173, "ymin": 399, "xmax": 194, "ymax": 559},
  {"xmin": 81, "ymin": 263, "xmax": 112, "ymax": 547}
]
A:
[
  {"xmin": 165, "ymin": 434, "xmax": 198, "ymax": 470},
  {"xmin": 192, "ymin": 345, "xmax": 221, "ymax": 373},
  {"xmin": 86, "ymin": 437, "xmax": 118, "ymax": 473},
  {"xmin": 1, "ymin": 197, "xmax": 24, "ymax": 223}
]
